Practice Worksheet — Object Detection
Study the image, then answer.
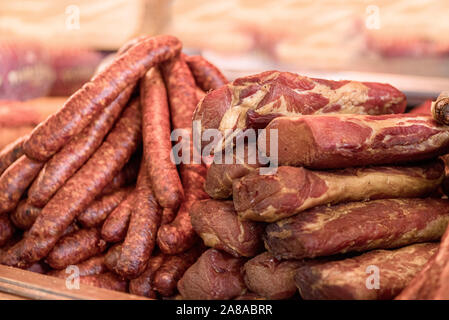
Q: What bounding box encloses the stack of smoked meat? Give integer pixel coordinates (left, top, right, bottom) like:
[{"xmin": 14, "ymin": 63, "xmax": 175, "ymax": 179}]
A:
[{"xmin": 2, "ymin": 34, "xmax": 449, "ymax": 300}]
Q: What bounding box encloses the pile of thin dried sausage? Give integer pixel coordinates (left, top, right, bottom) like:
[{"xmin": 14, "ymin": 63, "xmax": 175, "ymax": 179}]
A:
[
  {"xmin": 2, "ymin": 34, "xmax": 449, "ymax": 300},
  {"xmin": 0, "ymin": 34, "xmax": 227, "ymax": 298}
]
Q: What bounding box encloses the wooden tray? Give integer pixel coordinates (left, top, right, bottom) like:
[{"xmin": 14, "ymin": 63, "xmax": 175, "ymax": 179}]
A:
[{"xmin": 0, "ymin": 265, "xmax": 149, "ymax": 300}]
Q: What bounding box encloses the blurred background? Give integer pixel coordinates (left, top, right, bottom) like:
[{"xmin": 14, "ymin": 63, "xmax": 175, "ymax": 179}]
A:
[{"xmin": 1, "ymin": 0, "xmax": 449, "ymax": 146}]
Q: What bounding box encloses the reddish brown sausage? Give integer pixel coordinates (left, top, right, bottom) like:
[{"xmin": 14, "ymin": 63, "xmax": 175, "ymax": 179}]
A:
[
  {"xmin": 27, "ymin": 86, "xmax": 134, "ymax": 208},
  {"xmin": 141, "ymin": 67, "xmax": 183, "ymax": 209},
  {"xmin": 100, "ymin": 154, "xmax": 139, "ymax": 195},
  {"xmin": 48, "ymin": 255, "xmax": 107, "ymax": 278},
  {"xmin": 295, "ymin": 242, "xmax": 438, "ymax": 300},
  {"xmin": 101, "ymin": 192, "xmax": 135, "ymax": 243},
  {"xmin": 46, "ymin": 228, "xmax": 107, "ymax": 269},
  {"xmin": 193, "ymin": 71, "xmax": 407, "ymax": 151},
  {"xmin": 155, "ymin": 54, "xmax": 208, "ymax": 254},
  {"xmin": 78, "ymin": 188, "xmax": 130, "ymax": 228},
  {"xmin": 190, "ymin": 199, "xmax": 264, "ymax": 257},
  {"xmin": 157, "ymin": 164, "xmax": 208, "ymax": 255},
  {"xmin": 161, "ymin": 207, "xmax": 176, "ymax": 225},
  {"xmin": 0, "ymin": 135, "xmax": 26, "ymax": 176},
  {"xmin": 161, "ymin": 55, "xmax": 197, "ymax": 130},
  {"xmin": 104, "ymin": 243, "xmax": 122, "ymax": 272},
  {"xmin": 177, "ymin": 249, "xmax": 247, "ymax": 300},
  {"xmin": 23, "ymin": 35, "xmax": 181, "ymax": 161},
  {"xmin": 0, "ymin": 155, "xmax": 44, "ymax": 214},
  {"xmin": 184, "ymin": 55, "xmax": 228, "ymax": 91},
  {"xmin": 153, "ymin": 244, "xmax": 205, "ymax": 297},
  {"xmin": 261, "ymin": 114, "xmax": 449, "ymax": 169},
  {"xmin": 234, "ymin": 160, "xmax": 445, "ymax": 222},
  {"xmin": 129, "ymin": 253, "xmax": 165, "ymax": 298},
  {"xmin": 115, "ymin": 160, "xmax": 161, "ymax": 279},
  {"xmin": 10, "ymin": 200, "xmax": 41, "ymax": 230},
  {"xmin": 1, "ymin": 99, "xmax": 141, "ymax": 267},
  {"xmin": 264, "ymin": 198, "xmax": 449, "ymax": 260},
  {"xmin": 0, "ymin": 214, "xmax": 15, "ymax": 247}
]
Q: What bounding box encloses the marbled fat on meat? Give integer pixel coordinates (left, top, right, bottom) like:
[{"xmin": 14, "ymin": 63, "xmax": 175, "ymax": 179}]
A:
[
  {"xmin": 193, "ymin": 71, "xmax": 406, "ymax": 151},
  {"xmin": 264, "ymin": 198, "xmax": 449, "ymax": 259},
  {"xmin": 234, "ymin": 160, "xmax": 445, "ymax": 222},
  {"xmin": 262, "ymin": 114, "xmax": 449, "ymax": 168}
]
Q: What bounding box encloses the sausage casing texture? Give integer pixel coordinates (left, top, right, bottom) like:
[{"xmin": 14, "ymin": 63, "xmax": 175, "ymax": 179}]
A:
[
  {"xmin": 161, "ymin": 207, "xmax": 176, "ymax": 225},
  {"xmin": 193, "ymin": 71, "xmax": 406, "ymax": 152},
  {"xmin": 295, "ymin": 242, "xmax": 438, "ymax": 300},
  {"xmin": 27, "ymin": 86, "xmax": 134, "ymax": 208},
  {"xmin": 161, "ymin": 55, "xmax": 198, "ymax": 130},
  {"xmin": 1, "ymin": 99, "xmax": 141, "ymax": 267},
  {"xmin": 100, "ymin": 151, "xmax": 139, "ymax": 195},
  {"xmin": 234, "ymin": 160, "xmax": 445, "ymax": 222},
  {"xmin": 205, "ymin": 143, "xmax": 262, "ymax": 199},
  {"xmin": 129, "ymin": 254, "xmax": 165, "ymax": 299},
  {"xmin": 177, "ymin": 249, "xmax": 247, "ymax": 300},
  {"xmin": 243, "ymin": 252, "xmax": 306, "ymax": 300},
  {"xmin": 10, "ymin": 200, "xmax": 41, "ymax": 230},
  {"xmin": 190, "ymin": 199, "xmax": 264, "ymax": 257},
  {"xmin": 23, "ymin": 35, "xmax": 181, "ymax": 161},
  {"xmin": 115, "ymin": 161, "xmax": 161, "ymax": 279},
  {"xmin": 48, "ymin": 255, "xmax": 107, "ymax": 278},
  {"xmin": 157, "ymin": 164, "xmax": 208, "ymax": 255},
  {"xmin": 46, "ymin": 228, "xmax": 107, "ymax": 269},
  {"xmin": 78, "ymin": 188, "xmax": 130, "ymax": 228},
  {"xmin": 156, "ymin": 55, "xmax": 207, "ymax": 253},
  {"xmin": 101, "ymin": 192, "xmax": 135, "ymax": 243},
  {"xmin": 0, "ymin": 155, "xmax": 44, "ymax": 214},
  {"xmin": 184, "ymin": 54, "xmax": 228, "ymax": 91},
  {"xmin": 264, "ymin": 198, "xmax": 449, "ymax": 260},
  {"xmin": 261, "ymin": 114, "xmax": 449, "ymax": 169},
  {"xmin": 141, "ymin": 67, "xmax": 183, "ymax": 209},
  {"xmin": 0, "ymin": 135, "xmax": 26, "ymax": 176},
  {"xmin": 104, "ymin": 243, "xmax": 122, "ymax": 272},
  {"xmin": 153, "ymin": 244, "xmax": 205, "ymax": 297},
  {"xmin": 0, "ymin": 214, "xmax": 15, "ymax": 247}
]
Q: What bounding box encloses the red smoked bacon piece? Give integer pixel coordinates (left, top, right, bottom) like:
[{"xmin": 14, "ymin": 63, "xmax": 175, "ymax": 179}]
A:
[
  {"xmin": 233, "ymin": 160, "xmax": 445, "ymax": 222},
  {"xmin": 296, "ymin": 242, "xmax": 439, "ymax": 300},
  {"xmin": 261, "ymin": 114, "xmax": 449, "ymax": 169},
  {"xmin": 264, "ymin": 198, "xmax": 449, "ymax": 260},
  {"xmin": 193, "ymin": 70, "xmax": 406, "ymax": 150}
]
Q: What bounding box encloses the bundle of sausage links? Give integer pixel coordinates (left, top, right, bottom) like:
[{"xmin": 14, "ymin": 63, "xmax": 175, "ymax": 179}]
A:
[
  {"xmin": 0, "ymin": 34, "xmax": 229, "ymax": 298},
  {"xmin": 186, "ymin": 71, "xmax": 449, "ymax": 300}
]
